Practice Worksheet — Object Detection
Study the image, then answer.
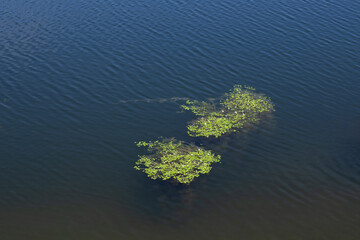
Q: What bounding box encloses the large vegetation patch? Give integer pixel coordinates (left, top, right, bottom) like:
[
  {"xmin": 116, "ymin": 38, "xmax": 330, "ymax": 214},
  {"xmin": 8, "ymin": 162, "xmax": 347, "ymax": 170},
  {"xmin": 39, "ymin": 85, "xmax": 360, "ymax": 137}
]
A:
[
  {"xmin": 181, "ymin": 85, "xmax": 274, "ymax": 138},
  {"xmin": 135, "ymin": 138, "xmax": 221, "ymax": 184}
]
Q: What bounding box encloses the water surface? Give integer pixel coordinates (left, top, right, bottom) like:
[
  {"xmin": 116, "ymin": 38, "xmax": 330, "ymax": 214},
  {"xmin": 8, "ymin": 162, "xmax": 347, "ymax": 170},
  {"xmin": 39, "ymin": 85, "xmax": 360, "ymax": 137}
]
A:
[{"xmin": 1, "ymin": 0, "xmax": 359, "ymax": 239}]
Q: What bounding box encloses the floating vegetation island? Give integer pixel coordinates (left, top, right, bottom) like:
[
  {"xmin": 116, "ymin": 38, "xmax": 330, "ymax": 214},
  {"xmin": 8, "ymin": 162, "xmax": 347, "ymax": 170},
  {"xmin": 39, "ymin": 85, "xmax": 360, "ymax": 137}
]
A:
[
  {"xmin": 135, "ymin": 85, "xmax": 274, "ymax": 184},
  {"xmin": 135, "ymin": 138, "xmax": 221, "ymax": 184},
  {"xmin": 181, "ymin": 85, "xmax": 274, "ymax": 138}
]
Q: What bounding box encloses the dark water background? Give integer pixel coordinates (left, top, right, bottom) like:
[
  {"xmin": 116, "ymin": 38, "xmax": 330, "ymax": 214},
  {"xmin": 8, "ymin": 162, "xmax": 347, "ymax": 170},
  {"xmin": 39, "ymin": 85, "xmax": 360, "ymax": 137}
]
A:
[{"xmin": 1, "ymin": 0, "xmax": 360, "ymax": 239}]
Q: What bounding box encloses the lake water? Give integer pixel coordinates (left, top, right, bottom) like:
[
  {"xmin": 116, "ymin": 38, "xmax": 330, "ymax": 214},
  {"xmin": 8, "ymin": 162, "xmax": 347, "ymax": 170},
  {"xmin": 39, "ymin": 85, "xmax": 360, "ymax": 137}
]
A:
[{"xmin": 1, "ymin": 0, "xmax": 359, "ymax": 239}]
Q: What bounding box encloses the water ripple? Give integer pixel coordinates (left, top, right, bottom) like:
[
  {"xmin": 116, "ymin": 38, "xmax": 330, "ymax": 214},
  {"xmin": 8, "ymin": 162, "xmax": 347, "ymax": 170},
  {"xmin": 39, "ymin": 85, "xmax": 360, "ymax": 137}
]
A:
[{"xmin": 1, "ymin": 0, "xmax": 360, "ymax": 239}]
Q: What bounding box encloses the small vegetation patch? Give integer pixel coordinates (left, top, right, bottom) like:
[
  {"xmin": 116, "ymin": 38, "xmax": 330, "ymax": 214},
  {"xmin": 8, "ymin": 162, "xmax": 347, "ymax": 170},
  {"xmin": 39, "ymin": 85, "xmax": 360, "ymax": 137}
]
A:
[
  {"xmin": 134, "ymin": 138, "xmax": 221, "ymax": 184},
  {"xmin": 181, "ymin": 85, "xmax": 274, "ymax": 138}
]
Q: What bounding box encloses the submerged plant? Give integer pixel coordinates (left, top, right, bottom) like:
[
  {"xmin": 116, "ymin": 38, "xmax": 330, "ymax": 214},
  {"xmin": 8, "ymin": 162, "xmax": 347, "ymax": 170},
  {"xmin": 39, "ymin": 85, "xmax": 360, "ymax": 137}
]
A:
[
  {"xmin": 134, "ymin": 138, "xmax": 221, "ymax": 184},
  {"xmin": 181, "ymin": 85, "xmax": 274, "ymax": 138}
]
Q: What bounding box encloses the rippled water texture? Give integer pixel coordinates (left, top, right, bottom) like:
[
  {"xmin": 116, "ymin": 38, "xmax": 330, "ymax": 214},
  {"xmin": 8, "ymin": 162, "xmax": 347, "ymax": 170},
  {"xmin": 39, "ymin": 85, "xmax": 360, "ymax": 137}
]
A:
[{"xmin": 1, "ymin": 0, "xmax": 360, "ymax": 239}]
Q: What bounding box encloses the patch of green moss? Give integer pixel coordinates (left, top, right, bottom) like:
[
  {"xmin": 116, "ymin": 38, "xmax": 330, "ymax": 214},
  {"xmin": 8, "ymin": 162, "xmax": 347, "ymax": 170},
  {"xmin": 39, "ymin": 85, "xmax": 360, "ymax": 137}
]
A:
[
  {"xmin": 182, "ymin": 85, "xmax": 274, "ymax": 138},
  {"xmin": 134, "ymin": 138, "xmax": 221, "ymax": 184}
]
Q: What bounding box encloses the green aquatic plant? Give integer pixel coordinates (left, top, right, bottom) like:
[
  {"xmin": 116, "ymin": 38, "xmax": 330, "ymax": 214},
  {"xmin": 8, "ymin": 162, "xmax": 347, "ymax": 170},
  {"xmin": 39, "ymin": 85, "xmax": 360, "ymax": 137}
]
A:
[
  {"xmin": 134, "ymin": 138, "xmax": 221, "ymax": 184},
  {"xmin": 181, "ymin": 85, "xmax": 274, "ymax": 138}
]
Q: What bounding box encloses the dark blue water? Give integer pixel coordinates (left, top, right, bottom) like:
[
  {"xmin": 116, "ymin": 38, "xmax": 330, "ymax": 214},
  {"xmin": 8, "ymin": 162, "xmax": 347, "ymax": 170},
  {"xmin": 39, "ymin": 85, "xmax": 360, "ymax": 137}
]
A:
[{"xmin": 1, "ymin": 0, "xmax": 360, "ymax": 239}]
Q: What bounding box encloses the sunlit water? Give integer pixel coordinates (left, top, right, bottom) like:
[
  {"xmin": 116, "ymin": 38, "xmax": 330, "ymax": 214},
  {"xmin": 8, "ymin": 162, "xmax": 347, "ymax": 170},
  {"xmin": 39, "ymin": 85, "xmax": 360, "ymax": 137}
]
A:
[{"xmin": 1, "ymin": 0, "xmax": 359, "ymax": 239}]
